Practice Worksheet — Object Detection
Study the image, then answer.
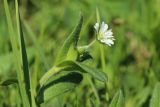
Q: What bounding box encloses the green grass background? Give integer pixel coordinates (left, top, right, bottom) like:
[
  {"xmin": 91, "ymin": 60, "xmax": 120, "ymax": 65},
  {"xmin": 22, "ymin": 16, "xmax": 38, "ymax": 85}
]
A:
[{"xmin": 0, "ymin": 0, "xmax": 160, "ymax": 107}]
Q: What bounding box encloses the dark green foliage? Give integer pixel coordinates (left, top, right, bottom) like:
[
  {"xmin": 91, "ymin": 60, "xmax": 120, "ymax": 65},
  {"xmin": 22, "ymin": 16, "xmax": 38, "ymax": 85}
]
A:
[
  {"xmin": 1, "ymin": 0, "xmax": 160, "ymax": 107},
  {"xmin": 77, "ymin": 51, "xmax": 93, "ymax": 62},
  {"xmin": 36, "ymin": 72, "xmax": 83, "ymax": 104}
]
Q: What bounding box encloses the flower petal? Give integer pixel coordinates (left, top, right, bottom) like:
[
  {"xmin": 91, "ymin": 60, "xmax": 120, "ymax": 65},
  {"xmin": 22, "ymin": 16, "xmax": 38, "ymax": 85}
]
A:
[
  {"xmin": 94, "ymin": 23, "xmax": 99, "ymax": 32},
  {"xmin": 100, "ymin": 22, "xmax": 108, "ymax": 33},
  {"xmin": 101, "ymin": 39, "xmax": 114, "ymax": 46},
  {"xmin": 104, "ymin": 30, "xmax": 113, "ymax": 37}
]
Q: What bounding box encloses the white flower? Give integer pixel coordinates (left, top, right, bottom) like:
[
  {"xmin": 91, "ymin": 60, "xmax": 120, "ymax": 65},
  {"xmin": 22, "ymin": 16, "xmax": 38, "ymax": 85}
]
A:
[{"xmin": 94, "ymin": 22, "xmax": 115, "ymax": 46}]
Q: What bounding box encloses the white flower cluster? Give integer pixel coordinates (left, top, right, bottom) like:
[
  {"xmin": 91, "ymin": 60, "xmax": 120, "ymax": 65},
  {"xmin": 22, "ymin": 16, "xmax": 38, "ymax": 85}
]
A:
[{"xmin": 94, "ymin": 22, "xmax": 115, "ymax": 46}]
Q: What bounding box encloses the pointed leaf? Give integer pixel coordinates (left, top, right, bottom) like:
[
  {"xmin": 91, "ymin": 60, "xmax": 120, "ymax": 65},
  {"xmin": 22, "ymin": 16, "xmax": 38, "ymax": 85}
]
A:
[
  {"xmin": 36, "ymin": 71, "xmax": 83, "ymax": 104},
  {"xmin": 150, "ymin": 83, "xmax": 160, "ymax": 107},
  {"xmin": 55, "ymin": 14, "xmax": 83, "ymax": 64},
  {"xmin": 39, "ymin": 60, "xmax": 107, "ymax": 88},
  {"xmin": 58, "ymin": 61, "xmax": 107, "ymax": 82},
  {"xmin": 109, "ymin": 90, "xmax": 124, "ymax": 107},
  {"xmin": 16, "ymin": 1, "xmax": 32, "ymax": 105},
  {"xmin": 4, "ymin": 0, "xmax": 30, "ymax": 106},
  {"xmin": 135, "ymin": 87, "xmax": 150, "ymax": 107}
]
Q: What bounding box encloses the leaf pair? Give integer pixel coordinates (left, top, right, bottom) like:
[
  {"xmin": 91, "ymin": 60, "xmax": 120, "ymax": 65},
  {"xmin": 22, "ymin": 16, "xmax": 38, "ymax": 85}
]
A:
[{"xmin": 36, "ymin": 60, "xmax": 107, "ymax": 104}]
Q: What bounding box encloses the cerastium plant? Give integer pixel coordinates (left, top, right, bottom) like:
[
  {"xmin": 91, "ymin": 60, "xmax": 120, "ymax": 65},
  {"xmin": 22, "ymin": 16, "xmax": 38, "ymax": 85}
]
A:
[
  {"xmin": 1, "ymin": 0, "xmax": 108, "ymax": 107},
  {"xmin": 1, "ymin": 0, "xmax": 160, "ymax": 107}
]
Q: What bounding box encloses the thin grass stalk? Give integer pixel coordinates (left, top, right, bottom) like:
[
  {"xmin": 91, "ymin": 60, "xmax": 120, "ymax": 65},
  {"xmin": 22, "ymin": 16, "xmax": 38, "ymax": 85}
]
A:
[
  {"xmin": 24, "ymin": 21, "xmax": 49, "ymax": 71},
  {"xmin": 15, "ymin": 0, "xmax": 31, "ymax": 105},
  {"xmin": 15, "ymin": 0, "xmax": 37, "ymax": 107},
  {"xmin": 3, "ymin": 0, "xmax": 30, "ymax": 106}
]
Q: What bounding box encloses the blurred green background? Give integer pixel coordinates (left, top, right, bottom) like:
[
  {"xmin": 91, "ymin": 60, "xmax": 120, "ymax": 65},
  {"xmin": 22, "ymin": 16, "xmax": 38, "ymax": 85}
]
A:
[{"xmin": 0, "ymin": 0, "xmax": 160, "ymax": 107}]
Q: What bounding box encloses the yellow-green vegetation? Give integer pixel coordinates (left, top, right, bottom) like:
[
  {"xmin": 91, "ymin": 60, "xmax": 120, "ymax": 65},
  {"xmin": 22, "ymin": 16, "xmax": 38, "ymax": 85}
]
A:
[{"xmin": 0, "ymin": 0, "xmax": 160, "ymax": 107}]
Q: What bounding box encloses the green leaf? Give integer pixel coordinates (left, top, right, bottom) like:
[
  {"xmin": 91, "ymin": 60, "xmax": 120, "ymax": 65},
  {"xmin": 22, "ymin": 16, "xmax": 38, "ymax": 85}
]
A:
[
  {"xmin": 36, "ymin": 71, "xmax": 83, "ymax": 104},
  {"xmin": 55, "ymin": 14, "xmax": 83, "ymax": 64},
  {"xmin": 37, "ymin": 59, "xmax": 106, "ymax": 104},
  {"xmin": 135, "ymin": 87, "xmax": 150, "ymax": 107},
  {"xmin": 39, "ymin": 66, "xmax": 64, "ymax": 87},
  {"xmin": 58, "ymin": 61, "xmax": 107, "ymax": 82},
  {"xmin": 0, "ymin": 78, "xmax": 18, "ymax": 86},
  {"xmin": 149, "ymin": 83, "xmax": 160, "ymax": 107},
  {"xmin": 109, "ymin": 90, "xmax": 124, "ymax": 107},
  {"xmin": 15, "ymin": 1, "xmax": 32, "ymax": 106},
  {"xmin": 66, "ymin": 44, "xmax": 78, "ymax": 61},
  {"xmin": 39, "ymin": 60, "xmax": 107, "ymax": 88}
]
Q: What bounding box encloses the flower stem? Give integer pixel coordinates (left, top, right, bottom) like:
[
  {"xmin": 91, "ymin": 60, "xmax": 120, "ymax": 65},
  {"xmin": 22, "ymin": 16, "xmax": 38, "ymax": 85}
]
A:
[
  {"xmin": 78, "ymin": 39, "xmax": 96, "ymax": 51},
  {"xmin": 100, "ymin": 45, "xmax": 106, "ymax": 71},
  {"xmin": 96, "ymin": 8, "xmax": 109, "ymax": 105},
  {"xmin": 99, "ymin": 43, "xmax": 110, "ymax": 104},
  {"xmin": 88, "ymin": 39, "xmax": 96, "ymax": 47}
]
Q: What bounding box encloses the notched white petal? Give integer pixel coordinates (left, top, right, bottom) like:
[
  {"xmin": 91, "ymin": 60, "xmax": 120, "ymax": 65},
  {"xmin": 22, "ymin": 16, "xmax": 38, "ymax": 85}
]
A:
[
  {"xmin": 104, "ymin": 31, "xmax": 113, "ymax": 37},
  {"xmin": 94, "ymin": 23, "xmax": 99, "ymax": 31},
  {"xmin": 100, "ymin": 21, "xmax": 108, "ymax": 32}
]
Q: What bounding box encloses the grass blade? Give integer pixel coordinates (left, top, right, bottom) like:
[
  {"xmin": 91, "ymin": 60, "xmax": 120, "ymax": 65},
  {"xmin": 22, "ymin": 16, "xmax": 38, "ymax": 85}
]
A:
[
  {"xmin": 109, "ymin": 90, "xmax": 124, "ymax": 107},
  {"xmin": 15, "ymin": 0, "xmax": 32, "ymax": 106},
  {"xmin": 150, "ymin": 83, "xmax": 160, "ymax": 107},
  {"xmin": 4, "ymin": 0, "xmax": 30, "ymax": 106},
  {"xmin": 24, "ymin": 21, "xmax": 49, "ymax": 70}
]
